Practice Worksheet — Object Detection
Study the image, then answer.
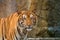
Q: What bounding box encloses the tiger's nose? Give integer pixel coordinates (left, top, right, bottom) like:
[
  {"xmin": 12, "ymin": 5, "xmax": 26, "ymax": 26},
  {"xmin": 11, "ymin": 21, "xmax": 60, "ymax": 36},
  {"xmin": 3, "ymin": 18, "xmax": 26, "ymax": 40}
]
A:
[
  {"xmin": 26, "ymin": 19, "xmax": 32, "ymax": 25},
  {"xmin": 26, "ymin": 26, "xmax": 33, "ymax": 31},
  {"xmin": 27, "ymin": 25, "xmax": 33, "ymax": 29}
]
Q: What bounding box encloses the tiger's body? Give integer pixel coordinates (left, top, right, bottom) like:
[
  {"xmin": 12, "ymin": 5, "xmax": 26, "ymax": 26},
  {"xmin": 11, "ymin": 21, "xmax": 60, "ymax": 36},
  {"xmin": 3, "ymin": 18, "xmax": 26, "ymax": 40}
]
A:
[
  {"xmin": 0, "ymin": 10, "xmax": 37, "ymax": 40},
  {"xmin": 0, "ymin": 12, "xmax": 18, "ymax": 40}
]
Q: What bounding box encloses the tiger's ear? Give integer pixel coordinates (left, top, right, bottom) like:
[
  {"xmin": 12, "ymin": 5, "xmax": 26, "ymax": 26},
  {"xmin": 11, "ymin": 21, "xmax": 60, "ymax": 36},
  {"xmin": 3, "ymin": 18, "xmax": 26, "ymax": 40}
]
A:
[
  {"xmin": 32, "ymin": 10, "xmax": 36, "ymax": 14},
  {"xmin": 16, "ymin": 10, "xmax": 22, "ymax": 15},
  {"xmin": 17, "ymin": 11, "xmax": 21, "ymax": 15},
  {"xmin": 32, "ymin": 10, "xmax": 40, "ymax": 18}
]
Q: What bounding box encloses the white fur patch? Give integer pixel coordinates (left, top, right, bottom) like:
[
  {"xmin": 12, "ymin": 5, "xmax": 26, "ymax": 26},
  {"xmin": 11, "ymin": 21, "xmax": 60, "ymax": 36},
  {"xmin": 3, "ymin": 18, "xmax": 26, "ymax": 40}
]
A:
[
  {"xmin": 26, "ymin": 29, "xmax": 32, "ymax": 31},
  {"xmin": 23, "ymin": 14, "xmax": 27, "ymax": 18},
  {"xmin": 30, "ymin": 14, "xmax": 33, "ymax": 18}
]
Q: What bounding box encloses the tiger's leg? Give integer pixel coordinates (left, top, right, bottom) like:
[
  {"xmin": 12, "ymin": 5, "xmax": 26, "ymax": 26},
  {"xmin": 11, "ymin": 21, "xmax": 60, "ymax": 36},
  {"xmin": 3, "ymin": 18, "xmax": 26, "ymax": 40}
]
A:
[
  {"xmin": 14, "ymin": 32, "xmax": 21, "ymax": 40},
  {"xmin": 14, "ymin": 27, "xmax": 26, "ymax": 40},
  {"xmin": 0, "ymin": 18, "xmax": 5, "ymax": 40},
  {"xmin": 14, "ymin": 27, "xmax": 21, "ymax": 40},
  {"xmin": 0, "ymin": 25, "xmax": 2, "ymax": 40}
]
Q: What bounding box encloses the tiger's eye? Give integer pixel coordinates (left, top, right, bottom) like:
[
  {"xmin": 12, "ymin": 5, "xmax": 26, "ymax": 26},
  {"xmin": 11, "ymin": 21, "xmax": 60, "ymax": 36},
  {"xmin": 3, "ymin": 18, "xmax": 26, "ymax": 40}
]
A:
[{"xmin": 19, "ymin": 20, "xmax": 23, "ymax": 25}]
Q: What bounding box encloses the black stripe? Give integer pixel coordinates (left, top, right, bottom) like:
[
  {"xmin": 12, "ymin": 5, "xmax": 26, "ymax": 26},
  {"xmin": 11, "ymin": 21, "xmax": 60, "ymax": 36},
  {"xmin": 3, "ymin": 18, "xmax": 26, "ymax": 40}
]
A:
[
  {"xmin": 15, "ymin": 26, "xmax": 21, "ymax": 40},
  {"xmin": 2, "ymin": 21, "xmax": 4, "ymax": 40},
  {"xmin": 15, "ymin": 33, "xmax": 18, "ymax": 40}
]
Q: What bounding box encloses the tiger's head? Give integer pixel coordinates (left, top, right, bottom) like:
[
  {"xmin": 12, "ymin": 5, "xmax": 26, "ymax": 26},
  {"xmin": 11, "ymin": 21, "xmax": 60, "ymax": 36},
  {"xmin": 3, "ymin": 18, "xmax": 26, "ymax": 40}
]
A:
[{"xmin": 18, "ymin": 11, "xmax": 37, "ymax": 32}]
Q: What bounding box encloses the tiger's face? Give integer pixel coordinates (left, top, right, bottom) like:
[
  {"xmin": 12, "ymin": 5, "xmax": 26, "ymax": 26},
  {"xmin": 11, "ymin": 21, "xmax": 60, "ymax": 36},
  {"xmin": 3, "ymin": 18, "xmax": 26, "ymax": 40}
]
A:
[{"xmin": 18, "ymin": 11, "xmax": 37, "ymax": 31}]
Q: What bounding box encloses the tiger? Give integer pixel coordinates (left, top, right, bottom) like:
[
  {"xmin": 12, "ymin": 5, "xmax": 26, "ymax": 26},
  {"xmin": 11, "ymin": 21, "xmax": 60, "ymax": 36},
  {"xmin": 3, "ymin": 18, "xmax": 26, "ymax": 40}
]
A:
[{"xmin": 0, "ymin": 10, "xmax": 37, "ymax": 40}]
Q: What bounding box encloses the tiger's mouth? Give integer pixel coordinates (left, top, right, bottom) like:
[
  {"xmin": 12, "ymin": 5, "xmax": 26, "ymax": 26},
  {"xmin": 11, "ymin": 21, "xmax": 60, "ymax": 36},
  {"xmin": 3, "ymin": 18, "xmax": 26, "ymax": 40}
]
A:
[
  {"xmin": 26, "ymin": 29, "xmax": 32, "ymax": 31},
  {"xmin": 25, "ymin": 26, "xmax": 33, "ymax": 31},
  {"xmin": 20, "ymin": 25, "xmax": 33, "ymax": 31}
]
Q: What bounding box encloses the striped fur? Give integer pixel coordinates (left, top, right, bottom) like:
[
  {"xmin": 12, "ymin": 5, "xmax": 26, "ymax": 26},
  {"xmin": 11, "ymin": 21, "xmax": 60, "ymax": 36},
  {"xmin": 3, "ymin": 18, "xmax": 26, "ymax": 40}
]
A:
[{"xmin": 0, "ymin": 10, "xmax": 37, "ymax": 40}]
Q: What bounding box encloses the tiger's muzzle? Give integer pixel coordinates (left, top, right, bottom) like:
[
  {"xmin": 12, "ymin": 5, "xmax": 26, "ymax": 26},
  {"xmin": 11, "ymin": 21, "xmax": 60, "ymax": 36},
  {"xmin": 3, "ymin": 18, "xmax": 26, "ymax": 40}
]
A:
[{"xmin": 25, "ymin": 25, "xmax": 33, "ymax": 31}]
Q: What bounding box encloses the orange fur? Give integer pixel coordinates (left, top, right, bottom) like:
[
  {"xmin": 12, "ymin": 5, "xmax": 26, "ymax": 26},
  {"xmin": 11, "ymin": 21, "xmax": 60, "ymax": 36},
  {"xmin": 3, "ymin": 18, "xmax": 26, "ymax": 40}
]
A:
[
  {"xmin": 0, "ymin": 12, "xmax": 19, "ymax": 40},
  {"xmin": 5, "ymin": 12, "xmax": 19, "ymax": 40}
]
